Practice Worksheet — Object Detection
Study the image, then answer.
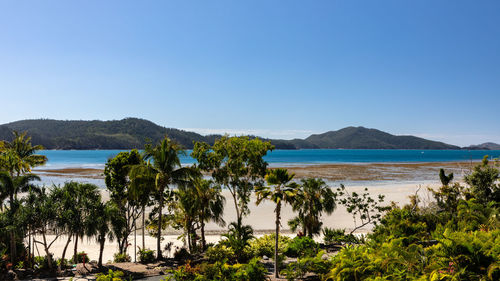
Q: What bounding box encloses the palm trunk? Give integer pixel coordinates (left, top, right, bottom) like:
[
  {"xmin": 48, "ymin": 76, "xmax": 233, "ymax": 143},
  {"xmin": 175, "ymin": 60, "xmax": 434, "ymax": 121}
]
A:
[
  {"xmin": 98, "ymin": 237, "xmax": 105, "ymax": 267},
  {"xmin": 73, "ymin": 236, "xmax": 78, "ymax": 263},
  {"xmin": 142, "ymin": 206, "xmax": 146, "ymax": 250},
  {"xmin": 157, "ymin": 187, "xmax": 163, "ymax": 260},
  {"xmin": 9, "ymin": 194, "xmax": 16, "ymax": 264},
  {"xmin": 42, "ymin": 231, "xmax": 53, "ymax": 270},
  {"xmin": 230, "ymin": 189, "xmax": 241, "ymax": 223},
  {"xmin": 134, "ymin": 222, "xmax": 137, "ymax": 263},
  {"xmin": 28, "ymin": 227, "xmax": 31, "ymax": 268},
  {"xmin": 275, "ymin": 202, "xmax": 281, "ymax": 278},
  {"xmin": 201, "ymin": 220, "xmax": 206, "ymax": 251},
  {"xmin": 60, "ymin": 234, "xmax": 72, "ymax": 269}
]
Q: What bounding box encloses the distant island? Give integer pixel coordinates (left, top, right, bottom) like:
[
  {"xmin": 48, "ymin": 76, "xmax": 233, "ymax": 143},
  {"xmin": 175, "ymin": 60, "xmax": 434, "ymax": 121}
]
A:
[{"xmin": 0, "ymin": 118, "xmax": 484, "ymax": 150}]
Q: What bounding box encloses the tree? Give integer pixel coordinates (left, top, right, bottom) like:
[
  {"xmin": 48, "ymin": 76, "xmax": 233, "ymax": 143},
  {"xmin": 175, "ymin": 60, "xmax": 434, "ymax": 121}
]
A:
[
  {"xmin": 289, "ymin": 178, "xmax": 336, "ymax": 237},
  {"xmin": 0, "ymin": 171, "xmax": 40, "ymax": 264},
  {"xmin": 130, "ymin": 137, "xmax": 193, "ymax": 259},
  {"xmin": 192, "ymin": 136, "xmax": 273, "ymax": 224},
  {"xmin": 192, "ymin": 178, "xmax": 225, "ymax": 250},
  {"xmin": 255, "ymin": 168, "xmax": 298, "ymax": 278},
  {"xmin": 0, "ymin": 131, "xmax": 46, "ymax": 263},
  {"xmin": 335, "ymin": 185, "xmax": 390, "ymax": 235},
  {"xmin": 52, "ymin": 182, "xmax": 101, "ymax": 263},
  {"xmin": 105, "ymin": 149, "xmax": 142, "ymax": 255},
  {"xmin": 464, "ymin": 156, "xmax": 500, "ymax": 204},
  {"xmin": 91, "ymin": 201, "xmax": 118, "ymax": 267}
]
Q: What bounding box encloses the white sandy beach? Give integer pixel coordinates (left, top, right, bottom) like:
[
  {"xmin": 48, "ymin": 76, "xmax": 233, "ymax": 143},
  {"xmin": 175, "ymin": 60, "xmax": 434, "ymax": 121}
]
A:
[{"xmin": 32, "ymin": 181, "xmax": 439, "ymax": 263}]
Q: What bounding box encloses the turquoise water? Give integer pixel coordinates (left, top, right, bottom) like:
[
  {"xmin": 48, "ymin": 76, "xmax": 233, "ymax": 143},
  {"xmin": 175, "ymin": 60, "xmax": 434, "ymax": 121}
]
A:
[{"xmin": 37, "ymin": 149, "xmax": 500, "ymax": 169}]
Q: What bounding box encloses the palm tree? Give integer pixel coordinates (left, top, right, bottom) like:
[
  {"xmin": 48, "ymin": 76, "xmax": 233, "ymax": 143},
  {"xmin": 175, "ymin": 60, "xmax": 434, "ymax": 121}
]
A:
[
  {"xmin": 289, "ymin": 178, "xmax": 336, "ymax": 238},
  {"xmin": 0, "ymin": 131, "xmax": 47, "ymax": 176},
  {"xmin": 192, "ymin": 177, "xmax": 225, "ymax": 250},
  {"xmin": 129, "ymin": 137, "xmax": 193, "ymax": 260},
  {"xmin": 0, "ymin": 171, "xmax": 40, "ymax": 264},
  {"xmin": 129, "ymin": 163, "xmax": 155, "ymax": 251},
  {"xmin": 90, "ymin": 200, "xmax": 117, "ymax": 267},
  {"xmin": 0, "ymin": 131, "xmax": 46, "ymax": 263},
  {"xmin": 255, "ymin": 168, "xmax": 298, "ymax": 278}
]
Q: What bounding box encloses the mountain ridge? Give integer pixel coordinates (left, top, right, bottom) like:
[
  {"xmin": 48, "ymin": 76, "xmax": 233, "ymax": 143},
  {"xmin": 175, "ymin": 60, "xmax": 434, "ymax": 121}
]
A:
[{"xmin": 0, "ymin": 118, "xmax": 466, "ymax": 150}]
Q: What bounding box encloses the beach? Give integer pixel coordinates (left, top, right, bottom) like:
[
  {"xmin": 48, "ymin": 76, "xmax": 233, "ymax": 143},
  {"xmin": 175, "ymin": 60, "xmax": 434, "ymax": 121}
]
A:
[{"xmin": 31, "ymin": 177, "xmax": 440, "ymax": 263}]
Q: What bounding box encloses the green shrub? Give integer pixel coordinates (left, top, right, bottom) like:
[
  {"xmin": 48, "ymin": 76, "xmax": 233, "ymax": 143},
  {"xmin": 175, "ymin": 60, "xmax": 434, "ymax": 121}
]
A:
[
  {"xmin": 323, "ymin": 228, "xmax": 360, "ymax": 245},
  {"xmin": 205, "ymin": 245, "xmax": 235, "ymax": 263},
  {"xmin": 281, "ymin": 251, "xmax": 331, "ymax": 281},
  {"xmin": 164, "ymin": 258, "xmax": 268, "ymax": 281},
  {"xmin": 173, "ymin": 247, "xmax": 191, "ymax": 261},
  {"xmin": 72, "ymin": 251, "xmax": 89, "ymax": 263},
  {"xmin": 56, "ymin": 258, "xmax": 70, "ymax": 268},
  {"xmin": 113, "ymin": 253, "xmax": 131, "ymax": 263},
  {"xmin": 15, "ymin": 261, "xmax": 24, "ymax": 270},
  {"xmin": 285, "ymin": 236, "xmax": 319, "ymax": 258},
  {"xmin": 96, "ymin": 269, "xmax": 125, "ymax": 281},
  {"xmin": 138, "ymin": 248, "xmax": 155, "ymax": 264},
  {"xmin": 33, "ymin": 256, "xmax": 48, "ymax": 270},
  {"xmin": 248, "ymin": 234, "xmax": 291, "ymax": 258}
]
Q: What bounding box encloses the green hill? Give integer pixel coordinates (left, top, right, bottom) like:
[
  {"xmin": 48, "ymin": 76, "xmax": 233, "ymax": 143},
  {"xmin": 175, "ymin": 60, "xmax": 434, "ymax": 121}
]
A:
[
  {"xmin": 0, "ymin": 119, "xmax": 461, "ymax": 150},
  {"xmin": 305, "ymin": 126, "xmax": 460, "ymax": 149}
]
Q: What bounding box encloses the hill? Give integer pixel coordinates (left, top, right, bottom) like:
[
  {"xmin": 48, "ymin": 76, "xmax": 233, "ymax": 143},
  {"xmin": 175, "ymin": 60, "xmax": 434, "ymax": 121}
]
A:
[
  {"xmin": 305, "ymin": 126, "xmax": 460, "ymax": 149},
  {"xmin": 0, "ymin": 119, "xmax": 461, "ymax": 150},
  {"xmin": 465, "ymin": 142, "xmax": 500, "ymax": 150}
]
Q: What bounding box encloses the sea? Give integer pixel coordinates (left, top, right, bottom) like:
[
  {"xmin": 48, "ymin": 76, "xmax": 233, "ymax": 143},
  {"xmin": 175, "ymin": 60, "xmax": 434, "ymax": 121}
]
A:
[
  {"xmin": 33, "ymin": 149, "xmax": 500, "ymax": 188},
  {"xmin": 37, "ymin": 149, "xmax": 500, "ymax": 169}
]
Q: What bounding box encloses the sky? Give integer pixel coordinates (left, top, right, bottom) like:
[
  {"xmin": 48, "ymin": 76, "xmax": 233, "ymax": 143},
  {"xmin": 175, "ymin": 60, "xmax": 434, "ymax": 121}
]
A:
[{"xmin": 0, "ymin": 0, "xmax": 499, "ymax": 146}]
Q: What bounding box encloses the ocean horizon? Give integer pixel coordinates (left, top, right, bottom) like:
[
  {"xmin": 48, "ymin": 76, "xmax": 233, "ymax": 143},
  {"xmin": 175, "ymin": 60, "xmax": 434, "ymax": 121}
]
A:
[{"xmin": 35, "ymin": 149, "xmax": 500, "ymax": 170}]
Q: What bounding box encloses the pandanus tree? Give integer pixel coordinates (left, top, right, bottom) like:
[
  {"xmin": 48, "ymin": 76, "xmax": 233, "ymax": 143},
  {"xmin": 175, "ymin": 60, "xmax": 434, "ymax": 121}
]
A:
[
  {"xmin": 130, "ymin": 137, "xmax": 193, "ymax": 260},
  {"xmin": 255, "ymin": 168, "xmax": 298, "ymax": 278},
  {"xmin": 289, "ymin": 178, "xmax": 336, "ymax": 237},
  {"xmin": 91, "ymin": 200, "xmax": 117, "ymax": 267}
]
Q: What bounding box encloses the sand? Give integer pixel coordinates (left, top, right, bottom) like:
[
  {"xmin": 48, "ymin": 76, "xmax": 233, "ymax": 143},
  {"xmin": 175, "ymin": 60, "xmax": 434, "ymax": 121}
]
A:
[{"xmin": 30, "ymin": 181, "xmax": 440, "ymax": 263}]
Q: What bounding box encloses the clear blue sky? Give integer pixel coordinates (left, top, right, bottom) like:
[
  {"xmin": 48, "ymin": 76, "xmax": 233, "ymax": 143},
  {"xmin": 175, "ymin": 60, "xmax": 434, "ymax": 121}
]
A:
[{"xmin": 1, "ymin": 0, "xmax": 499, "ymax": 146}]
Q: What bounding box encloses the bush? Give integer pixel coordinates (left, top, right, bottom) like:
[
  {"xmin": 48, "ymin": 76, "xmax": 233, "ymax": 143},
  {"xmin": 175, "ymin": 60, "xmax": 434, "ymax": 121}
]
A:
[
  {"xmin": 56, "ymin": 258, "xmax": 70, "ymax": 268},
  {"xmin": 113, "ymin": 253, "xmax": 131, "ymax": 263},
  {"xmin": 173, "ymin": 247, "xmax": 191, "ymax": 261},
  {"xmin": 281, "ymin": 251, "xmax": 331, "ymax": 281},
  {"xmin": 164, "ymin": 258, "xmax": 268, "ymax": 281},
  {"xmin": 323, "ymin": 228, "xmax": 360, "ymax": 245},
  {"xmin": 96, "ymin": 269, "xmax": 125, "ymax": 281},
  {"xmin": 248, "ymin": 234, "xmax": 291, "ymax": 258},
  {"xmin": 33, "ymin": 256, "xmax": 48, "ymax": 270},
  {"xmin": 285, "ymin": 236, "xmax": 319, "ymax": 258},
  {"xmin": 72, "ymin": 251, "xmax": 89, "ymax": 263},
  {"xmin": 138, "ymin": 248, "xmax": 155, "ymax": 264},
  {"xmin": 205, "ymin": 245, "xmax": 235, "ymax": 263}
]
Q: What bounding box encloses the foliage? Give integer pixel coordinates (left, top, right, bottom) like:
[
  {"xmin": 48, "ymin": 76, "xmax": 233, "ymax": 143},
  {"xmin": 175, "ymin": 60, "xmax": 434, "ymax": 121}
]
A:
[
  {"xmin": 192, "ymin": 136, "xmax": 273, "ymax": 223},
  {"xmin": 173, "ymin": 247, "xmax": 191, "ymax": 261},
  {"xmin": 221, "ymin": 218, "xmax": 254, "ymax": 262},
  {"xmin": 248, "ymin": 234, "xmax": 292, "ymax": 258},
  {"xmin": 72, "ymin": 251, "xmax": 89, "ymax": 263},
  {"xmin": 33, "ymin": 256, "xmax": 48, "ymax": 270},
  {"xmin": 334, "ymin": 185, "xmax": 390, "ymax": 235},
  {"xmin": 464, "ymin": 156, "xmax": 500, "ymax": 204},
  {"xmin": 289, "ymin": 178, "xmax": 336, "ymax": 237},
  {"xmin": 205, "ymin": 245, "xmax": 236, "ymax": 263},
  {"xmin": 281, "ymin": 251, "xmax": 331, "ymax": 281},
  {"xmin": 113, "ymin": 253, "xmax": 131, "ymax": 263},
  {"xmin": 284, "ymin": 236, "xmax": 320, "ymax": 258},
  {"xmin": 323, "ymin": 228, "xmax": 360, "ymax": 245},
  {"xmin": 138, "ymin": 248, "xmax": 156, "ymax": 264},
  {"xmin": 96, "ymin": 269, "xmax": 126, "ymax": 281},
  {"xmin": 164, "ymin": 258, "xmax": 268, "ymax": 281}
]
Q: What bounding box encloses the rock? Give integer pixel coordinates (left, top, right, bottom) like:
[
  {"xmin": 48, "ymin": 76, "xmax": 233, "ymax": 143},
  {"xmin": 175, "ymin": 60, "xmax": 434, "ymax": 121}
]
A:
[
  {"xmin": 7, "ymin": 269, "xmax": 16, "ymax": 280},
  {"xmin": 75, "ymin": 262, "xmax": 99, "ymax": 275}
]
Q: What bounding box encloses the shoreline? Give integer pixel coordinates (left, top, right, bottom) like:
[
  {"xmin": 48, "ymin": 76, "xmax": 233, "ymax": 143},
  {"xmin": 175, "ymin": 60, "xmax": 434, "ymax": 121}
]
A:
[{"xmin": 34, "ymin": 160, "xmax": 476, "ymax": 183}]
